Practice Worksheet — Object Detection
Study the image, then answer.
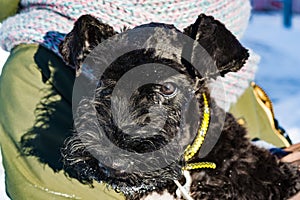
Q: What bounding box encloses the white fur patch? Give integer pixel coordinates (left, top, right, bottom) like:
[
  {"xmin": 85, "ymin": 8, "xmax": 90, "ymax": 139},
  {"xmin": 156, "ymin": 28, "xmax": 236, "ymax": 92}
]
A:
[{"xmin": 141, "ymin": 190, "xmax": 175, "ymax": 200}]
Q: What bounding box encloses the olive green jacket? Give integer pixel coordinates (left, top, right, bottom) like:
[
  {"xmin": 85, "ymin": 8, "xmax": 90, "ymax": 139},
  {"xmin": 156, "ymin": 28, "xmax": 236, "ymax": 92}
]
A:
[
  {"xmin": 0, "ymin": 44, "xmax": 124, "ymax": 200},
  {"xmin": 0, "ymin": 0, "xmax": 20, "ymax": 22}
]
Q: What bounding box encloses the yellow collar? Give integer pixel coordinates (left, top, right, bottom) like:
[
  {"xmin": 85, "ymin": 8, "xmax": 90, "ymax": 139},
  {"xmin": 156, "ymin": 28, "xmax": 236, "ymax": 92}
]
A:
[{"xmin": 182, "ymin": 93, "xmax": 216, "ymax": 171}]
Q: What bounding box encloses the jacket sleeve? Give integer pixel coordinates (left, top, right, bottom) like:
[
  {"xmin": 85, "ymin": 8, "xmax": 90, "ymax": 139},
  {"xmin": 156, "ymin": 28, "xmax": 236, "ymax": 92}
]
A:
[{"xmin": 0, "ymin": 0, "xmax": 20, "ymax": 22}]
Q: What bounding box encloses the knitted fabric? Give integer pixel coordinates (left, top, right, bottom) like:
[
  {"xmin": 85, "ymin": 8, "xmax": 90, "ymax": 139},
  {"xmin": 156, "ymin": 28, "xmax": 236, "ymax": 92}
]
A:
[
  {"xmin": 0, "ymin": 0, "xmax": 258, "ymax": 109},
  {"xmin": 0, "ymin": 0, "xmax": 251, "ymax": 52}
]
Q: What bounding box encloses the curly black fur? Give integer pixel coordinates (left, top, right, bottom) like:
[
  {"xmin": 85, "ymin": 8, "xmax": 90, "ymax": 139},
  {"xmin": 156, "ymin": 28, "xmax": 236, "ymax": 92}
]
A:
[
  {"xmin": 60, "ymin": 14, "xmax": 300, "ymax": 199},
  {"xmin": 59, "ymin": 14, "xmax": 117, "ymax": 76},
  {"xmin": 183, "ymin": 14, "xmax": 249, "ymax": 76}
]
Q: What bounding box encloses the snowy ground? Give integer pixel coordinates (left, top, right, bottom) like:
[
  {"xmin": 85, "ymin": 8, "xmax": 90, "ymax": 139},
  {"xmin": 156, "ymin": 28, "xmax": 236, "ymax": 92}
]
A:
[{"xmin": 0, "ymin": 12, "xmax": 299, "ymax": 198}]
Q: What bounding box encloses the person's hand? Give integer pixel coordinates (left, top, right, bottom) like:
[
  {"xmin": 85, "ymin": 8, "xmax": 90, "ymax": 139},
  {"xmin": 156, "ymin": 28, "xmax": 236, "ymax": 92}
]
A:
[
  {"xmin": 282, "ymin": 143, "xmax": 300, "ymax": 200},
  {"xmin": 281, "ymin": 151, "xmax": 300, "ymax": 170},
  {"xmin": 282, "ymin": 143, "xmax": 300, "ymax": 170},
  {"xmin": 289, "ymin": 191, "xmax": 300, "ymax": 200}
]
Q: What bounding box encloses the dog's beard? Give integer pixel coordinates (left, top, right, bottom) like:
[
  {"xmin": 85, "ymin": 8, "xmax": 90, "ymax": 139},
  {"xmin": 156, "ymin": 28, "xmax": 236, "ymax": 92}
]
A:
[
  {"xmin": 63, "ymin": 70, "xmax": 201, "ymax": 196},
  {"xmin": 99, "ymin": 80, "xmax": 196, "ymax": 192}
]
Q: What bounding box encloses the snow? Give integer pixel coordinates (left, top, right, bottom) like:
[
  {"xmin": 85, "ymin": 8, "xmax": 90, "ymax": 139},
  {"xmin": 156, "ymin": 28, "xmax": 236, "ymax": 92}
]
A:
[
  {"xmin": 0, "ymin": 12, "xmax": 300, "ymax": 198},
  {"xmin": 0, "ymin": 50, "xmax": 8, "ymax": 74},
  {"xmin": 0, "ymin": 23, "xmax": 9, "ymax": 75}
]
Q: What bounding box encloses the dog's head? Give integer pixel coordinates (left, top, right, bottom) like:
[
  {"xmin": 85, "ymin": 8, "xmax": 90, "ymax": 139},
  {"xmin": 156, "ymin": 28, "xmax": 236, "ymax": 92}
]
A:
[{"xmin": 60, "ymin": 14, "xmax": 249, "ymax": 196}]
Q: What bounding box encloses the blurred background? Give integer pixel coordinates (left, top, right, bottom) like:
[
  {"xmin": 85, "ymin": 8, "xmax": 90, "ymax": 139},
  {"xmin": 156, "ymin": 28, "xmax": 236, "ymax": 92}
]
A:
[
  {"xmin": 252, "ymin": 0, "xmax": 300, "ymax": 13},
  {"xmin": 242, "ymin": 0, "xmax": 300, "ymax": 143}
]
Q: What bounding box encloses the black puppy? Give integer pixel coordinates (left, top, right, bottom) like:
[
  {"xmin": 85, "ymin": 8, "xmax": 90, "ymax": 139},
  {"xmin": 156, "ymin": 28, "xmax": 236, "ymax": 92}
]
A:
[{"xmin": 60, "ymin": 14, "xmax": 300, "ymax": 199}]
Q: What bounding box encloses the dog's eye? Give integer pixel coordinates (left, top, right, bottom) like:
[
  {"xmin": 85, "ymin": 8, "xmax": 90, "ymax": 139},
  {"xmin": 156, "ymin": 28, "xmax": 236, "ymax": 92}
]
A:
[{"xmin": 160, "ymin": 82, "xmax": 177, "ymax": 98}]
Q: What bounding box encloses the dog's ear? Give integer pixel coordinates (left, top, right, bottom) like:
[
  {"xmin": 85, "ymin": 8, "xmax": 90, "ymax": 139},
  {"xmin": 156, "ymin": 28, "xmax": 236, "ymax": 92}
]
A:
[
  {"xmin": 183, "ymin": 14, "xmax": 249, "ymax": 76},
  {"xmin": 59, "ymin": 14, "xmax": 116, "ymax": 76}
]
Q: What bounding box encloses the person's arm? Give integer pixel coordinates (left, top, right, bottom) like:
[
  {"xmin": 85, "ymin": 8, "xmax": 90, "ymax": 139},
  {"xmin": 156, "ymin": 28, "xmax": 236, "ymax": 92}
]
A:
[{"xmin": 0, "ymin": 0, "xmax": 20, "ymax": 22}]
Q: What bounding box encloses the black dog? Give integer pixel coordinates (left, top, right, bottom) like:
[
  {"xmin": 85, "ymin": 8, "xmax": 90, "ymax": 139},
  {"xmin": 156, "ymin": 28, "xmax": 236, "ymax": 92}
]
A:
[{"xmin": 60, "ymin": 14, "xmax": 300, "ymax": 199}]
